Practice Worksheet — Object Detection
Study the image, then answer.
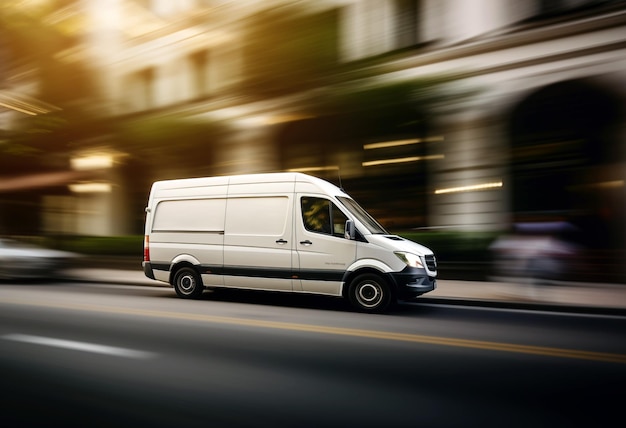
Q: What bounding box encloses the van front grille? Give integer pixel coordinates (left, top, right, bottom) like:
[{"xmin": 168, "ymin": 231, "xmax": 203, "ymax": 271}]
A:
[{"xmin": 425, "ymin": 255, "xmax": 437, "ymax": 271}]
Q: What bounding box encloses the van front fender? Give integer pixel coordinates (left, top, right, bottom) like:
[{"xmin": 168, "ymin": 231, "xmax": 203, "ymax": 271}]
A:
[
  {"xmin": 341, "ymin": 258, "xmax": 395, "ymax": 299},
  {"xmin": 347, "ymin": 258, "xmax": 394, "ymax": 274}
]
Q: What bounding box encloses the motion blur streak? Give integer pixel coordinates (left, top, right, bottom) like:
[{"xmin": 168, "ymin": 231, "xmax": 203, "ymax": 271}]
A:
[
  {"xmin": 1, "ymin": 297, "xmax": 624, "ymax": 364},
  {"xmin": 2, "ymin": 333, "xmax": 156, "ymax": 359}
]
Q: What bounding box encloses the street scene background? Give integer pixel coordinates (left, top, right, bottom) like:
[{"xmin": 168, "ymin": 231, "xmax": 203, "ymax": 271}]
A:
[
  {"xmin": 1, "ymin": 3, "xmax": 626, "ymax": 427},
  {"xmin": 1, "ymin": 1, "xmax": 625, "ymax": 283}
]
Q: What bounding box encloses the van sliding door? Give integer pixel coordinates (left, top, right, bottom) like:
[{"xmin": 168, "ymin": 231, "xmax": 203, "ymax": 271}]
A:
[{"xmin": 223, "ymin": 195, "xmax": 294, "ymax": 291}]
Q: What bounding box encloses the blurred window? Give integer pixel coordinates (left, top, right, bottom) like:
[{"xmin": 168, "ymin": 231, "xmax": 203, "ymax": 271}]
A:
[
  {"xmin": 126, "ymin": 67, "xmax": 155, "ymax": 111},
  {"xmin": 301, "ymin": 197, "xmax": 348, "ymax": 237},
  {"xmin": 302, "ymin": 197, "xmax": 332, "ymax": 235},
  {"xmin": 395, "ymin": 0, "xmax": 420, "ymax": 48},
  {"xmin": 189, "ymin": 50, "xmax": 209, "ymax": 98}
]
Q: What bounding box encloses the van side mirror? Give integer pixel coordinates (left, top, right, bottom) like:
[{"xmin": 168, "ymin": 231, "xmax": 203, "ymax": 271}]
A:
[{"xmin": 345, "ymin": 220, "xmax": 355, "ymax": 240}]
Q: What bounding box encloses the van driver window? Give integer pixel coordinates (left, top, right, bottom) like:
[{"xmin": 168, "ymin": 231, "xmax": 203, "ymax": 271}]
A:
[{"xmin": 301, "ymin": 197, "xmax": 347, "ymax": 237}]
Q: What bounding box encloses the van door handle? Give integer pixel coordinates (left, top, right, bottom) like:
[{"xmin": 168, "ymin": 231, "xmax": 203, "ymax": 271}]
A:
[
  {"xmin": 276, "ymin": 239, "xmax": 288, "ymax": 244},
  {"xmin": 300, "ymin": 240, "xmax": 312, "ymax": 246}
]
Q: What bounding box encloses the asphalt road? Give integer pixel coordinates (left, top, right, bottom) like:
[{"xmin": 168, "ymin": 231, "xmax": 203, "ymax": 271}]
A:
[{"xmin": 1, "ymin": 280, "xmax": 624, "ymax": 428}]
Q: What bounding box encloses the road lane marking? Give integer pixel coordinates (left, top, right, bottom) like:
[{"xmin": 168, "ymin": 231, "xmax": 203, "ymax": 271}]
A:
[
  {"xmin": 2, "ymin": 334, "xmax": 156, "ymax": 359},
  {"xmin": 1, "ymin": 297, "xmax": 625, "ymax": 364}
]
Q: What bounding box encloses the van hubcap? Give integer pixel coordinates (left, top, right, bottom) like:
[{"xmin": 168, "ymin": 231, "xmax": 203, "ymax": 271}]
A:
[
  {"xmin": 357, "ymin": 283, "xmax": 382, "ymax": 307},
  {"xmin": 179, "ymin": 275, "xmax": 195, "ymax": 293}
]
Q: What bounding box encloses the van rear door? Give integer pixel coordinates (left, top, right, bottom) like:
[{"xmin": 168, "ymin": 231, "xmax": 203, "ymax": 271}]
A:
[{"xmin": 150, "ymin": 197, "xmax": 226, "ymax": 287}]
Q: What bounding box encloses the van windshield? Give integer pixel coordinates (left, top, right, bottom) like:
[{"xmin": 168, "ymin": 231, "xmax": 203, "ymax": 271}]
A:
[{"xmin": 337, "ymin": 196, "xmax": 388, "ymax": 235}]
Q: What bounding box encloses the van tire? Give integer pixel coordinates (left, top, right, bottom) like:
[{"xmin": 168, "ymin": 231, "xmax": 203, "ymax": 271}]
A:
[
  {"xmin": 173, "ymin": 266, "xmax": 204, "ymax": 299},
  {"xmin": 348, "ymin": 273, "xmax": 393, "ymax": 313}
]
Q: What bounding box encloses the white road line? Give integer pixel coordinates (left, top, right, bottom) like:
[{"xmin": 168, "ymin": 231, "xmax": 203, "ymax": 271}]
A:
[{"xmin": 2, "ymin": 334, "xmax": 156, "ymax": 359}]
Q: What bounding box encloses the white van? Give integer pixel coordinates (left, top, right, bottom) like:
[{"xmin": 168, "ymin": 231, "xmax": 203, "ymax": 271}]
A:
[{"xmin": 142, "ymin": 172, "xmax": 437, "ymax": 312}]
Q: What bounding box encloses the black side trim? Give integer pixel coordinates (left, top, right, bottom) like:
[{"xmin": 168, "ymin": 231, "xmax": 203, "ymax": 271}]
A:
[
  {"xmin": 221, "ymin": 266, "xmax": 293, "ymax": 280},
  {"xmin": 160, "ymin": 262, "xmax": 347, "ymax": 282},
  {"xmin": 295, "ymin": 269, "xmax": 345, "ymax": 282},
  {"xmin": 151, "ymin": 263, "xmax": 171, "ymax": 272},
  {"xmin": 204, "ymin": 265, "xmax": 345, "ymax": 282}
]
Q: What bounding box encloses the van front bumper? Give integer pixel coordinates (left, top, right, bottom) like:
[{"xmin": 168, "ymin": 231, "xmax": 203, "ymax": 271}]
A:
[{"xmin": 389, "ymin": 267, "xmax": 436, "ymax": 300}]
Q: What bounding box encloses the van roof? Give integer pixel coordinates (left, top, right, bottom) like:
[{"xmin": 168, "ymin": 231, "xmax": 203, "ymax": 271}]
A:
[{"xmin": 151, "ymin": 172, "xmax": 346, "ymax": 195}]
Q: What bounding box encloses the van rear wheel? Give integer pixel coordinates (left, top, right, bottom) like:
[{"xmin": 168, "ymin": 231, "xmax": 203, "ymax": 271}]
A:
[
  {"xmin": 173, "ymin": 266, "xmax": 204, "ymax": 299},
  {"xmin": 348, "ymin": 273, "xmax": 393, "ymax": 313}
]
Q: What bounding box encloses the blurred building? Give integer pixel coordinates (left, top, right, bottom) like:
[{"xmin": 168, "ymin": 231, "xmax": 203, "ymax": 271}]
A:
[{"xmin": 1, "ymin": 0, "xmax": 625, "ymax": 266}]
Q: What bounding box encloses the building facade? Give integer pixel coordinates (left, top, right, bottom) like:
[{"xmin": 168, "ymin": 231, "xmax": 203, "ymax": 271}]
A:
[{"xmin": 1, "ymin": 0, "xmax": 624, "ymax": 260}]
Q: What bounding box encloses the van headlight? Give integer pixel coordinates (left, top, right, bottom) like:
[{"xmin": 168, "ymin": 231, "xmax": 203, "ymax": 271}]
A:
[{"xmin": 394, "ymin": 252, "xmax": 425, "ymax": 268}]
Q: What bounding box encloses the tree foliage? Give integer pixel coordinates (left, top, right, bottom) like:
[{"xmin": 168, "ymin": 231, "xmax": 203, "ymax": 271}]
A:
[
  {"xmin": 0, "ymin": 0, "xmax": 102, "ymax": 164},
  {"xmin": 1, "ymin": 1, "xmax": 99, "ymax": 107},
  {"xmin": 241, "ymin": 4, "xmax": 339, "ymax": 99}
]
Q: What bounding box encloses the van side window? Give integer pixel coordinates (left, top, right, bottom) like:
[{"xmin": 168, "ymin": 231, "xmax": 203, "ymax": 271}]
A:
[{"xmin": 301, "ymin": 197, "xmax": 348, "ymax": 237}]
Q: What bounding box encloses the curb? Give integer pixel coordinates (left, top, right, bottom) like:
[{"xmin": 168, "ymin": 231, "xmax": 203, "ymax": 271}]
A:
[{"xmin": 418, "ymin": 296, "xmax": 626, "ymax": 317}]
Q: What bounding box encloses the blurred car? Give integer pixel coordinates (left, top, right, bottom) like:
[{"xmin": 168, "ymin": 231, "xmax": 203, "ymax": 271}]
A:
[
  {"xmin": 489, "ymin": 221, "xmax": 584, "ymax": 283},
  {"xmin": 0, "ymin": 238, "xmax": 78, "ymax": 280}
]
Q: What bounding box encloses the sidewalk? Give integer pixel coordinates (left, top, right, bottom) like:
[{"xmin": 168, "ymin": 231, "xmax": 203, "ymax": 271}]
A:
[
  {"xmin": 429, "ymin": 278, "xmax": 626, "ymax": 312},
  {"xmin": 63, "ymin": 267, "xmax": 626, "ymax": 314}
]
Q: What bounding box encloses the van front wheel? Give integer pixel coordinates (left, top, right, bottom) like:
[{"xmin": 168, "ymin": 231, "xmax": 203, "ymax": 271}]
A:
[
  {"xmin": 173, "ymin": 266, "xmax": 204, "ymax": 299},
  {"xmin": 348, "ymin": 273, "xmax": 393, "ymax": 313}
]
